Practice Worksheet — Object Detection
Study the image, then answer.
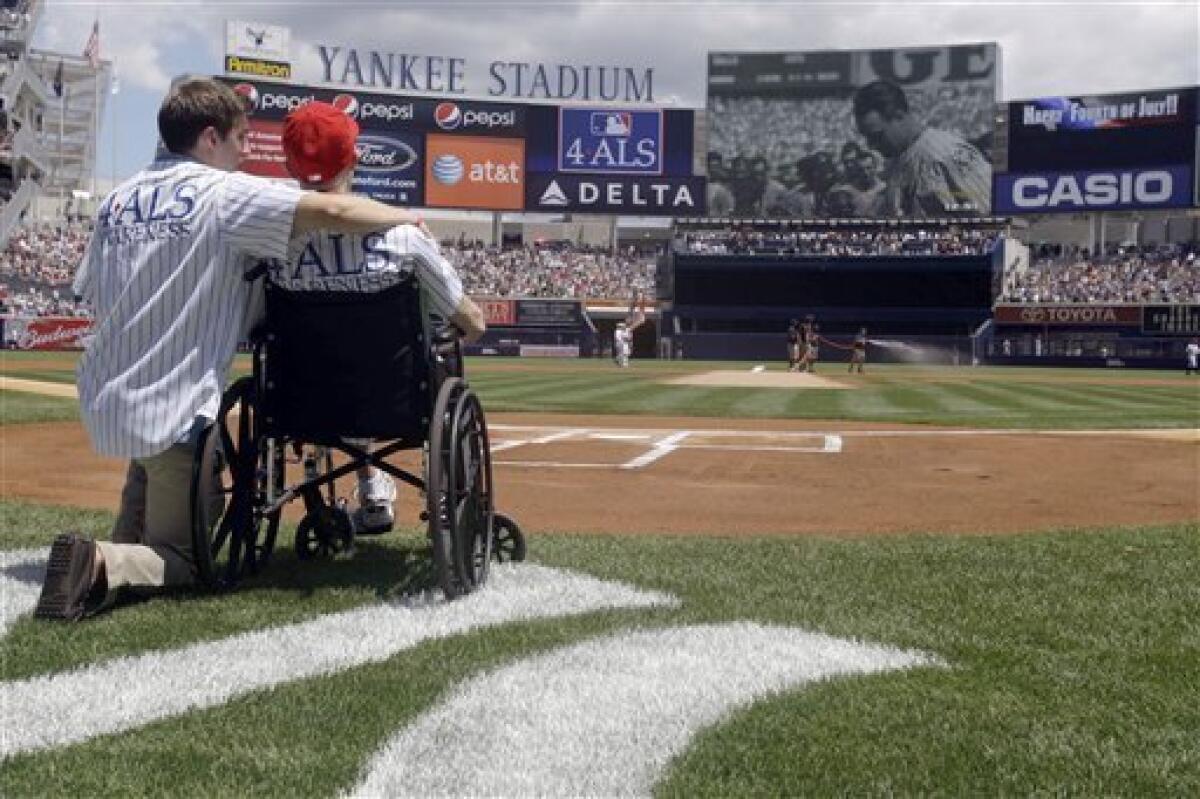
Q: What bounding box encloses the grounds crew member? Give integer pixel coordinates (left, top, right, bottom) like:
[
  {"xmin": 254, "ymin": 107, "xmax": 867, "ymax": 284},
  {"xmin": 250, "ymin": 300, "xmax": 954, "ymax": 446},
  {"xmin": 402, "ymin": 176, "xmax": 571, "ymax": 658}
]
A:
[
  {"xmin": 35, "ymin": 79, "xmax": 432, "ymax": 620},
  {"xmin": 274, "ymin": 101, "xmax": 485, "ymax": 533}
]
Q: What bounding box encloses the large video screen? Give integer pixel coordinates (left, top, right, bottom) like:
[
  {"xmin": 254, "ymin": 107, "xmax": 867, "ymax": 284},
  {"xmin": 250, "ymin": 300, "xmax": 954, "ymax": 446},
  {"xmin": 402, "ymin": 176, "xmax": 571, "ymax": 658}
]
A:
[
  {"xmin": 705, "ymin": 44, "xmax": 998, "ymax": 219},
  {"xmin": 1006, "ymin": 87, "xmax": 1196, "ymax": 171},
  {"xmin": 214, "ymin": 76, "xmax": 702, "ymax": 215},
  {"xmin": 994, "ymin": 86, "xmax": 1198, "ymax": 214}
]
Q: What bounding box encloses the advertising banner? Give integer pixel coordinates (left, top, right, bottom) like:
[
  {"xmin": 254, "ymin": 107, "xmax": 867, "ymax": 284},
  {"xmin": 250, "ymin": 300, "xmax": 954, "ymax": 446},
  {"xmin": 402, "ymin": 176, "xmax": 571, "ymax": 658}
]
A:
[
  {"xmin": 225, "ymin": 21, "xmax": 291, "ymax": 79},
  {"xmin": 515, "ymin": 299, "xmax": 583, "ymax": 327},
  {"xmin": 993, "ymin": 305, "xmax": 1143, "ymax": 326},
  {"xmin": 705, "ymin": 43, "xmax": 998, "ymax": 218},
  {"xmin": 3, "ymin": 316, "xmax": 92, "ymax": 350},
  {"xmin": 478, "ymin": 298, "xmax": 517, "ymax": 326},
  {"xmin": 558, "ymin": 108, "xmax": 663, "ymax": 175},
  {"xmin": 352, "ymin": 130, "xmax": 424, "ymax": 205},
  {"xmin": 425, "ymin": 134, "xmax": 525, "ymax": 210},
  {"xmin": 1142, "ymin": 304, "xmax": 1200, "ymax": 335},
  {"xmin": 993, "ymin": 165, "xmax": 1192, "ymax": 214},
  {"xmin": 1005, "ymin": 87, "xmax": 1196, "ymax": 172},
  {"xmin": 526, "ymin": 173, "xmax": 706, "ymax": 215},
  {"xmin": 217, "ymin": 76, "xmax": 699, "ymax": 215}
]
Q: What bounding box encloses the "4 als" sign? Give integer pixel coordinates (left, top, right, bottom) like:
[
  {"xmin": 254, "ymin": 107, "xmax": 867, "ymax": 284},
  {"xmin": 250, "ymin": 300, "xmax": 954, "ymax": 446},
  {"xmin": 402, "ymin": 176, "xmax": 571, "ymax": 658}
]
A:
[{"xmin": 558, "ymin": 108, "xmax": 663, "ymax": 175}]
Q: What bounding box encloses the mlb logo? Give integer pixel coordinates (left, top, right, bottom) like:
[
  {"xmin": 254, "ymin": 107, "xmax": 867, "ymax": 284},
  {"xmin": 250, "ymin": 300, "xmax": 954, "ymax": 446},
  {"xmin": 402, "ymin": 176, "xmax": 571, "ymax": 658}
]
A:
[{"xmin": 590, "ymin": 112, "xmax": 632, "ymax": 137}]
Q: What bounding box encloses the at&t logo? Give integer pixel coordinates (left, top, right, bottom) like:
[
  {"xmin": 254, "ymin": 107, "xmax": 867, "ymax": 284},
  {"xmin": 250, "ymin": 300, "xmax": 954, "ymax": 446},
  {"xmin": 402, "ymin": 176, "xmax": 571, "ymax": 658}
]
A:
[{"xmin": 432, "ymin": 154, "xmax": 465, "ymax": 185}]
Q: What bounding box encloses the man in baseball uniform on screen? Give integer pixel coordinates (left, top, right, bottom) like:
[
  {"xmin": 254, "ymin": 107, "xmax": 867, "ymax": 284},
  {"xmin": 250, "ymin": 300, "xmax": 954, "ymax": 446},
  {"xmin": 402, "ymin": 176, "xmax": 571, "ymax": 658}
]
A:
[
  {"xmin": 273, "ymin": 101, "xmax": 485, "ymax": 533},
  {"xmin": 853, "ymin": 80, "xmax": 992, "ymax": 218},
  {"xmin": 36, "ymin": 79, "xmax": 432, "ymax": 620}
]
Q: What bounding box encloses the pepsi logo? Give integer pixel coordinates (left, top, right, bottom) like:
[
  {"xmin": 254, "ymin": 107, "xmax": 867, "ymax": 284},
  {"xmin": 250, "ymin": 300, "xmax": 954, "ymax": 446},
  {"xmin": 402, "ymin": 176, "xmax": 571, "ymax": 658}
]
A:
[
  {"xmin": 431, "ymin": 154, "xmax": 464, "ymax": 185},
  {"xmin": 434, "ymin": 102, "xmax": 462, "ymax": 130},
  {"xmin": 332, "ymin": 93, "xmax": 359, "ymax": 119},
  {"xmin": 232, "ymin": 83, "xmax": 260, "ymax": 112}
]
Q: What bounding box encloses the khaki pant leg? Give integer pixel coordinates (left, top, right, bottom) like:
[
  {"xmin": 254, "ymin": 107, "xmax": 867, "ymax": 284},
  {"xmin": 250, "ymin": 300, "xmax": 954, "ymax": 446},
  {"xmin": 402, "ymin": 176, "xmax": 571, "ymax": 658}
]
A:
[
  {"xmin": 98, "ymin": 443, "xmax": 197, "ymax": 595},
  {"xmin": 110, "ymin": 461, "xmax": 147, "ymax": 544}
]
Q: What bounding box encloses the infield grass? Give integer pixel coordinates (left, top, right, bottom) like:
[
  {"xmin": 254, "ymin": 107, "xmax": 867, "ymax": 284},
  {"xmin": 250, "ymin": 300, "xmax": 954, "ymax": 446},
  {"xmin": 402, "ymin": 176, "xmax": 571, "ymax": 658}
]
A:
[
  {"xmin": 1, "ymin": 499, "xmax": 1197, "ymax": 796},
  {"xmin": 2, "ymin": 353, "xmax": 1197, "ymax": 429}
]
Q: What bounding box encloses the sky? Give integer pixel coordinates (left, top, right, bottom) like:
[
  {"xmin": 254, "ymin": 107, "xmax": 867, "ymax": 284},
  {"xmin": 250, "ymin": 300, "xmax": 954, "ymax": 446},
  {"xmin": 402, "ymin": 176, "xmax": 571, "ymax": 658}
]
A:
[{"xmin": 34, "ymin": 0, "xmax": 1200, "ymax": 184}]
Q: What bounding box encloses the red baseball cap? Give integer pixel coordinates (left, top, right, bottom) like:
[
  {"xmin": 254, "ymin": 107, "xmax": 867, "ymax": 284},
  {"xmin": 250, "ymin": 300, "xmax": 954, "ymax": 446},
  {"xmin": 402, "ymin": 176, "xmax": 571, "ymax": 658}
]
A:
[{"xmin": 281, "ymin": 101, "xmax": 360, "ymax": 185}]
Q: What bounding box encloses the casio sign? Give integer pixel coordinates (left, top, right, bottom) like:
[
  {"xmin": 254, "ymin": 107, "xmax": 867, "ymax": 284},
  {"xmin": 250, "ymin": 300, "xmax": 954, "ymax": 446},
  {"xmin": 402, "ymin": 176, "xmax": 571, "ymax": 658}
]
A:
[
  {"xmin": 1011, "ymin": 170, "xmax": 1173, "ymax": 210},
  {"xmin": 355, "ymin": 135, "xmax": 417, "ymax": 173}
]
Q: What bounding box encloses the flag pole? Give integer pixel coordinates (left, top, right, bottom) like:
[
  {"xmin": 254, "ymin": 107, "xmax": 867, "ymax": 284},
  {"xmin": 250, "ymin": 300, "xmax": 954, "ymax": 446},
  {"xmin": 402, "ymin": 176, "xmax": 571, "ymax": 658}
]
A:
[
  {"xmin": 91, "ymin": 64, "xmax": 99, "ymax": 198},
  {"xmin": 58, "ymin": 81, "xmax": 64, "ymax": 216},
  {"xmin": 110, "ymin": 61, "xmax": 117, "ymax": 189}
]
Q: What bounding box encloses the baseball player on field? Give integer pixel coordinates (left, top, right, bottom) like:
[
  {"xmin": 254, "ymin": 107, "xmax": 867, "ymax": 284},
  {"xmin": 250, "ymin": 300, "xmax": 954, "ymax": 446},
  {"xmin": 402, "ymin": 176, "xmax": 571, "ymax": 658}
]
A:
[
  {"xmin": 786, "ymin": 318, "xmax": 802, "ymax": 372},
  {"xmin": 36, "ymin": 78, "xmax": 431, "ymax": 620},
  {"xmin": 849, "ymin": 327, "xmax": 868, "ymax": 374},
  {"xmin": 273, "ymin": 101, "xmax": 486, "ymax": 533},
  {"xmin": 1187, "ymin": 338, "xmax": 1199, "ymax": 376}
]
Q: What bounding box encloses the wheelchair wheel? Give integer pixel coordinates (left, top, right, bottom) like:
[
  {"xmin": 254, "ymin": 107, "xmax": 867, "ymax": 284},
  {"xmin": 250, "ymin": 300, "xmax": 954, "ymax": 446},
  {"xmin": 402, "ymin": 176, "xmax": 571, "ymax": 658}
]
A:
[
  {"xmin": 492, "ymin": 512, "xmax": 526, "ymax": 563},
  {"xmin": 191, "ymin": 377, "xmax": 280, "ymax": 589},
  {"xmin": 427, "ymin": 377, "xmax": 494, "ymax": 600},
  {"xmin": 295, "ymin": 504, "xmax": 354, "ymax": 560}
]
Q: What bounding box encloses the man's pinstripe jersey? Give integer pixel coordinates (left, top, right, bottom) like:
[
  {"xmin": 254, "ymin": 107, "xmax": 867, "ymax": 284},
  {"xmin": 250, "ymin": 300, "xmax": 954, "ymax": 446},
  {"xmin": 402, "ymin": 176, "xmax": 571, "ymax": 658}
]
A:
[
  {"xmin": 72, "ymin": 154, "xmax": 304, "ymax": 459},
  {"xmin": 268, "ymin": 225, "xmax": 464, "ymax": 321},
  {"xmin": 881, "ymin": 127, "xmax": 992, "ymax": 217}
]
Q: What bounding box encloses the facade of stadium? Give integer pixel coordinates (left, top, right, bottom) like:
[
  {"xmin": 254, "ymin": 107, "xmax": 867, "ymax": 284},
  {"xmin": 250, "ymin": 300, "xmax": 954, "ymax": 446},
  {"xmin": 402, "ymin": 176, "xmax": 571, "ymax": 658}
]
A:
[{"xmin": 1, "ymin": 14, "xmax": 1197, "ymax": 368}]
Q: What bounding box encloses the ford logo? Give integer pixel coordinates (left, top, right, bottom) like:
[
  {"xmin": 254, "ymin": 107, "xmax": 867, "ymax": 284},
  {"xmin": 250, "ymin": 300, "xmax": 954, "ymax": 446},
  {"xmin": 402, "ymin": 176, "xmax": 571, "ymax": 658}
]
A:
[{"xmin": 355, "ymin": 135, "xmax": 417, "ymax": 173}]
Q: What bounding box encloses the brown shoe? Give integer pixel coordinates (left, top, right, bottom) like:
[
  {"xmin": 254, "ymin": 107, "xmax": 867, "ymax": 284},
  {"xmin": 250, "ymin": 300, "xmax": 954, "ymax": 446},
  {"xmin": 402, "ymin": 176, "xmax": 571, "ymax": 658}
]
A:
[{"xmin": 34, "ymin": 533, "xmax": 102, "ymax": 621}]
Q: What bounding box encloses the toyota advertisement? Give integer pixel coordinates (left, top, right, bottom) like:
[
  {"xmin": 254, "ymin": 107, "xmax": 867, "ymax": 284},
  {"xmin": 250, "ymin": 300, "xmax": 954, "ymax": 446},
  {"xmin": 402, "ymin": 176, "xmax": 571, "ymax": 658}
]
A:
[
  {"xmin": 994, "ymin": 86, "xmax": 1198, "ymax": 214},
  {"xmin": 216, "ymin": 76, "xmax": 701, "ymax": 214}
]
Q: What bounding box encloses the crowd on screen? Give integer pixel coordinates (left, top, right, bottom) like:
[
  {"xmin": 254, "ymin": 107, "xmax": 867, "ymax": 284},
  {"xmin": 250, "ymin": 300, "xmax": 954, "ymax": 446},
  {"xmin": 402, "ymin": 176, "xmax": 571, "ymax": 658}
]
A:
[
  {"xmin": 680, "ymin": 227, "xmax": 999, "ymax": 256},
  {"xmin": 1000, "ymin": 242, "xmax": 1200, "ymax": 304},
  {"xmin": 706, "ymin": 84, "xmax": 994, "ymax": 218},
  {"xmin": 443, "ymin": 240, "xmax": 658, "ymax": 300}
]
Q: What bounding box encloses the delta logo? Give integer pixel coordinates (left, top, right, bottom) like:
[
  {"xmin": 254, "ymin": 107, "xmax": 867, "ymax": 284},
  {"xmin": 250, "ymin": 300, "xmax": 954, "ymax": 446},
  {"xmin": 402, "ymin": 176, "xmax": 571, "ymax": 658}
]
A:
[{"xmin": 425, "ymin": 134, "xmax": 525, "ymax": 210}]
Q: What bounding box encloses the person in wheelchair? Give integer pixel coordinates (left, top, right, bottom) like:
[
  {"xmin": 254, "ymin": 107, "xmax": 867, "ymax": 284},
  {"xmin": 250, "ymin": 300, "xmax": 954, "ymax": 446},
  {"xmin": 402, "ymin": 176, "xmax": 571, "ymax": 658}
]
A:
[
  {"xmin": 273, "ymin": 101, "xmax": 486, "ymax": 534},
  {"xmin": 35, "ymin": 79, "xmax": 431, "ymax": 621}
]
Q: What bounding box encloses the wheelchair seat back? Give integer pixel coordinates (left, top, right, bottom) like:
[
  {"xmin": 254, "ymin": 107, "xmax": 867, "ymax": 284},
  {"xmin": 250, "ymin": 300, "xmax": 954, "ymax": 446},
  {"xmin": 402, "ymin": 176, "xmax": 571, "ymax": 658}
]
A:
[{"xmin": 260, "ymin": 276, "xmax": 433, "ymax": 444}]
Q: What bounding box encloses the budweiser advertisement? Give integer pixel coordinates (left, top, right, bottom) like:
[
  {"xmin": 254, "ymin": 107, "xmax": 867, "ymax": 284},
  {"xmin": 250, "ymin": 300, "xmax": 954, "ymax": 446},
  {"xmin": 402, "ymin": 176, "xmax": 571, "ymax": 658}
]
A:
[
  {"xmin": 3, "ymin": 317, "xmax": 93, "ymax": 350},
  {"xmin": 992, "ymin": 305, "xmax": 1142, "ymax": 326}
]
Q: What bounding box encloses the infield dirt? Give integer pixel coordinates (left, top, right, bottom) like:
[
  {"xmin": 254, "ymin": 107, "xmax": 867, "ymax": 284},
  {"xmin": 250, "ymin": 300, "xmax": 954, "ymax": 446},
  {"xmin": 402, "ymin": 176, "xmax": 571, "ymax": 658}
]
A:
[{"xmin": 2, "ymin": 414, "xmax": 1196, "ymax": 537}]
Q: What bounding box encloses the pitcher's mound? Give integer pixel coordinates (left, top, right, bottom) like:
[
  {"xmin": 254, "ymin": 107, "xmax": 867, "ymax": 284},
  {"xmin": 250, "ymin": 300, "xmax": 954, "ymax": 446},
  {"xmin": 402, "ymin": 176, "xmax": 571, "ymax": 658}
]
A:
[{"xmin": 666, "ymin": 371, "xmax": 853, "ymax": 389}]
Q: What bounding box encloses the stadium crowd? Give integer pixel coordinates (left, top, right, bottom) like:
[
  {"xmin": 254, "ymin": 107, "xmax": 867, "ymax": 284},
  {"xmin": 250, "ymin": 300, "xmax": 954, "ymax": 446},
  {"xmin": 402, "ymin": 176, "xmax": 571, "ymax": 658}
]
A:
[
  {"xmin": 443, "ymin": 240, "xmax": 658, "ymax": 299},
  {"xmin": 0, "ymin": 221, "xmax": 92, "ymax": 316},
  {"xmin": 3, "ymin": 216, "xmax": 1198, "ymax": 316},
  {"xmin": 1000, "ymin": 243, "xmax": 1200, "ymax": 304},
  {"xmin": 681, "ymin": 227, "xmax": 998, "ymax": 256}
]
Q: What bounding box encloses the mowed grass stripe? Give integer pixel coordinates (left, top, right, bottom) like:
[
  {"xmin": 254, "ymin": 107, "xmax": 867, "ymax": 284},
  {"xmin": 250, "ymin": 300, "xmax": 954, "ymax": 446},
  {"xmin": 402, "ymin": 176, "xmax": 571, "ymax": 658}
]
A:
[
  {"xmin": 481, "ymin": 374, "xmax": 660, "ymax": 411},
  {"xmin": 1082, "ymin": 384, "xmax": 1200, "ymax": 411}
]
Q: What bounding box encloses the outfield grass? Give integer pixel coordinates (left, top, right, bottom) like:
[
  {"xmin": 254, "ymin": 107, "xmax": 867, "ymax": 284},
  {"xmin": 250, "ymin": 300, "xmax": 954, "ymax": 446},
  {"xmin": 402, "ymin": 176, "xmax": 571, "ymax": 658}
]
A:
[
  {"xmin": 2, "ymin": 353, "xmax": 1197, "ymax": 429},
  {"xmin": 1, "ymin": 499, "xmax": 1197, "ymax": 796}
]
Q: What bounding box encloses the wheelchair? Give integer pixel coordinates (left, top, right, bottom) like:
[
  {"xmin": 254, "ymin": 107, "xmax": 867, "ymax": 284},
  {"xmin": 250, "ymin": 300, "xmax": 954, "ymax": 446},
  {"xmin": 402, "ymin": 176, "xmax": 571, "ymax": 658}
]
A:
[{"xmin": 189, "ymin": 272, "xmax": 525, "ymax": 600}]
